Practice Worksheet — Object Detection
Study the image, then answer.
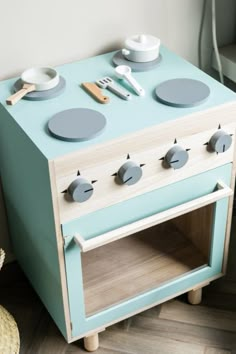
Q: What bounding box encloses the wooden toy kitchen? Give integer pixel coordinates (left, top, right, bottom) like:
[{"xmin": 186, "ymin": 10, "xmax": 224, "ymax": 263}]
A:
[{"xmin": 0, "ymin": 35, "xmax": 236, "ymax": 352}]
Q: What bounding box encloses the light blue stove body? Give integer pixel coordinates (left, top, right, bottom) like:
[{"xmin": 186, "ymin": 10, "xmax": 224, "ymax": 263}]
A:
[{"xmin": 0, "ymin": 46, "xmax": 235, "ymax": 341}]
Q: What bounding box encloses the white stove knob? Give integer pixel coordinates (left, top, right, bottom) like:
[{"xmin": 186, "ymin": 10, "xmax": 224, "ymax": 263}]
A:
[
  {"xmin": 209, "ymin": 130, "xmax": 232, "ymax": 153},
  {"xmin": 68, "ymin": 177, "xmax": 93, "ymax": 203},
  {"xmin": 118, "ymin": 161, "xmax": 142, "ymax": 185},
  {"xmin": 165, "ymin": 145, "xmax": 189, "ymax": 169}
]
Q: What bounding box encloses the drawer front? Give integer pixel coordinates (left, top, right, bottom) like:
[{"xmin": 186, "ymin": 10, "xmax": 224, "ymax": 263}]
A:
[
  {"xmin": 54, "ymin": 124, "xmax": 235, "ymax": 224},
  {"xmin": 62, "ymin": 164, "xmax": 232, "ymax": 339}
]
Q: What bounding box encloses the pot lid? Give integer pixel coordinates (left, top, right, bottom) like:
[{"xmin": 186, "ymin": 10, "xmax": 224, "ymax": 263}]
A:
[{"xmin": 124, "ymin": 34, "xmax": 160, "ymax": 52}]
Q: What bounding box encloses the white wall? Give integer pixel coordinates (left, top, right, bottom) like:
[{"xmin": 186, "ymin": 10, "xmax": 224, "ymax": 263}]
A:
[
  {"xmin": 0, "ymin": 0, "xmax": 235, "ymax": 261},
  {"xmin": 0, "ymin": 0, "xmax": 210, "ymax": 80}
]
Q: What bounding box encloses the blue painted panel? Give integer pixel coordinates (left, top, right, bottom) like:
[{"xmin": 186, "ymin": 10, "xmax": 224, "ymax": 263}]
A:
[
  {"xmin": 63, "ymin": 164, "xmax": 231, "ymax": 339},
  {"xmin": 0, "ymin": 47, "xmax": 235, "ymax": 159},
  {"xmin": 0, "ymin": 104, "xmax": 68, "ymax": 339}
]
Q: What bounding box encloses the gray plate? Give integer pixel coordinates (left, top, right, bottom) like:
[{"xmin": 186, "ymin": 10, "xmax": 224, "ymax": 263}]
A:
[
  {"xmin": 112, "ymin": 50, "xmax": 162, "ymax": 72},
  {"xmin": 13, "ymin": 76, "xmax": 66, "ymax": 101},
  {"xmin": 155, "ymin": 78, "xmax": 210, "ymax": 108},
  {"xmin": 48, "ymin": 108, "xmax": 107, "ymax": 142}
]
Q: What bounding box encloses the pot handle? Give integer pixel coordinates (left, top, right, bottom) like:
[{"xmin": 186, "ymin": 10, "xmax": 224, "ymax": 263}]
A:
[{"xmin": 122, "ymin": 48, "xmax": 130, "ymax": 56}]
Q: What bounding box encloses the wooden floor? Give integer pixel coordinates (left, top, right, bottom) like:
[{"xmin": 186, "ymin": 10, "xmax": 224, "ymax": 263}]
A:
[{"xmin": 0, "ymin": 218, "xmax": 236, "ymax": 354}]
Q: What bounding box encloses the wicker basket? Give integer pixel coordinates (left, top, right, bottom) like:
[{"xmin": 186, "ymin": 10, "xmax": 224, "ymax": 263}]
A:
[{"xmin": 0, "ymin": 249, "xmax": 20, "ymax": 354}]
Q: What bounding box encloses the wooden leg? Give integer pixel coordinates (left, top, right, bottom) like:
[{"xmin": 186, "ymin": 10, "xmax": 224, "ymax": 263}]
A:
[
  {"xmin": 84, "ymin": 333, "xmax": 99, "ymax": 352},
  {"xmin": 188, "ymin": 287, "xmax": 202, "ymax": 305}
]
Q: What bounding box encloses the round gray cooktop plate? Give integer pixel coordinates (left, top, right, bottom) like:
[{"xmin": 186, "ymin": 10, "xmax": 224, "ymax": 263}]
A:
[
  {"xmin": 48, "ymin": 108, "xmax": 107, "ymax": 142},
  {"xmin": 112, "ymin": 50, "xmax": 162, "ymax": 72},
  {"xmin": 13, "ymin": 76, "xmax": 66, "ymax": 101},
  {"xmin": 155, "ymin": 78, "xmax": 210, "ymax": 108}
]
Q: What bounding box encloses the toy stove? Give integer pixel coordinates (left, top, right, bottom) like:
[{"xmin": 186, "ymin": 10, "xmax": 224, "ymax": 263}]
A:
[{"xmin": 0, "ymin": 46, "xmax": 236, "ymax": 351}]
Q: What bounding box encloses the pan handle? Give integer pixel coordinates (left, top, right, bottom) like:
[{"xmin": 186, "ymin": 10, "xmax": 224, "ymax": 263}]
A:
[{"xmin": 6, "ymin": 83, "xmax": 35, "ymax": 105}]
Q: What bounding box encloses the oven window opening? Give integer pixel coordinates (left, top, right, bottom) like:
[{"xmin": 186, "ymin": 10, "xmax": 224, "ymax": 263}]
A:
[{"xmin": 81, "ymin": 204, "xmax": 214, "ymax": 316}]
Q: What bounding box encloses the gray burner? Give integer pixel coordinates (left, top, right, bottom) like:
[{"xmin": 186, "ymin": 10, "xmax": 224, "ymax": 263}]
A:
[
  {"xmin": 48, "ymin": 108, "xmax": 107, "ymax": 142},
  {"xmin": 155, "ymin": 78, "xmax": 210, "ymax": 108},
  {"xmin": 112, "ymin": 51, "xmax": 162, "ymax": 72}
]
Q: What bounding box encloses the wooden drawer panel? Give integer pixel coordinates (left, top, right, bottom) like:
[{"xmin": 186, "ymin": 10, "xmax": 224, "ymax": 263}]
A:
[{"xmin": 52, "ymin": 120, "xmax": 235, "ymax": 223}]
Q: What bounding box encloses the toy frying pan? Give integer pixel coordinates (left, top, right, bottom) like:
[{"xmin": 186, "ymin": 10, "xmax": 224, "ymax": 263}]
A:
[{"xmin": 6, "ymin": 67, "xmax": 59, "ymax": 105}]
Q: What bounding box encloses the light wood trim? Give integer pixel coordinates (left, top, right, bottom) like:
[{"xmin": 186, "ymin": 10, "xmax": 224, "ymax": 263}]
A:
[
  {"xmin": 56, "ymin": 124, "xmax": 235, "ymax": 223},
  {"xmin": 172, "ymin": 205, "xmax": 213, "ymax": 260},
  {"xmin": 84, "ymin": 333, "xmax": 99, "ymax": 352},
  {"xmin": 73, "ymin": 181, "xmax": 232, "ymax": 252},
  {"xmin": 48, "ymin": 160, "xmax": 72, "ymax": 341},
  {"xmin": 54, "ymin": 102, "xmax": 236, "ymax": 173},
  {"xmin": 82, "ymin": 82, "xmax": 110, "ymax": 104},
  {"xmin": 192, "ymin": 282, "xmax": 210, "ymax": 291},
  {"xmin": 53, "ymin": 102, "xmax": 236, "ymax": 224},
  {"xmin": 6, "ymin": 83, "xmax": 35, "ymax": 105},
  {"xmin": 187, "ymin": 288, "xmax": 202, "ymax": 305}
]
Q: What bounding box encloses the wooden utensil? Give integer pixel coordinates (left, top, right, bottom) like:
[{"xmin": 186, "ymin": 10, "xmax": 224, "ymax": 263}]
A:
[
  {"xmin": 6, "ymin": 83, "xmax": 36, "ymax": 105},
  {"xmin": 82, "ymin": 82, "xmax": 110, "ymax": 104}
]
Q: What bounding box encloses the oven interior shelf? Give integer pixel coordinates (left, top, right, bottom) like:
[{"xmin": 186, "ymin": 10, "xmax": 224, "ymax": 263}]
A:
[{"xmin": 82, "ymin": 205, "xmax": 213, "ymax": 316}]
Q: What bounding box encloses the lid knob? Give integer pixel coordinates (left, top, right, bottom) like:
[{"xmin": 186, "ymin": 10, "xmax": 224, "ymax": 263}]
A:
[{"xmin": 137, "ymin": 35, "xmax": 146, "ymax": 43}]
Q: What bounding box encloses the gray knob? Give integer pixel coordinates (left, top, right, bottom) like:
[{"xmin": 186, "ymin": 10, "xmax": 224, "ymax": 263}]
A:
[
  {"xmin": 118, "ymin": 161, "xmax": 142, "ymax": 185},
  {"xmin": 209, "ymin": 130, "xmax": 232, "ymax": 153},
  {"xmin": 165, "ymin": 145, "xmax": 189, "ymax": 169},
  {"xmin": 68, "ymin": 177, "xmax": 93, "ymax": 203}
]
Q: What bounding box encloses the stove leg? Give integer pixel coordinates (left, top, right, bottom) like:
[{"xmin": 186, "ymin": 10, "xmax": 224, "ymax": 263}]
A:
[
  {"xmin": 188, "ymin": 287, "xmax": 202, "ymax": 305},
  {"xmin": 84, "ymin": 333, "xmax": 99, "ymax": 352}
]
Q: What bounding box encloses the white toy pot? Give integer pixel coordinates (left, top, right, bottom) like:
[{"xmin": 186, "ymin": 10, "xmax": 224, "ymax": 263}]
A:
[{"xmin": 122, "ymin": 34, "xmax": 160, "ymax": 63}]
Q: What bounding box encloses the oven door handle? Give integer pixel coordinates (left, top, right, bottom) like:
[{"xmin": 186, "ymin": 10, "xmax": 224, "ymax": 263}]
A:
[{"xmin": 73, "ymin": 181, "xmax": 233, "ymax": 252}]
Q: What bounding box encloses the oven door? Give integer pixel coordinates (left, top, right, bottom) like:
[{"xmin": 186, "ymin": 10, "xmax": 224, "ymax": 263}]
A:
[{"xmin": 62, "ymin": 164, "xmax": 232, "ymax": 339}]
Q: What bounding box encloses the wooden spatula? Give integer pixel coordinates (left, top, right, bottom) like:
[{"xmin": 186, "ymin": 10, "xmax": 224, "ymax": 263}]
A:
[{"xmin": 82, "ymin": 82, "xmax": 110, "ymax": 104}]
